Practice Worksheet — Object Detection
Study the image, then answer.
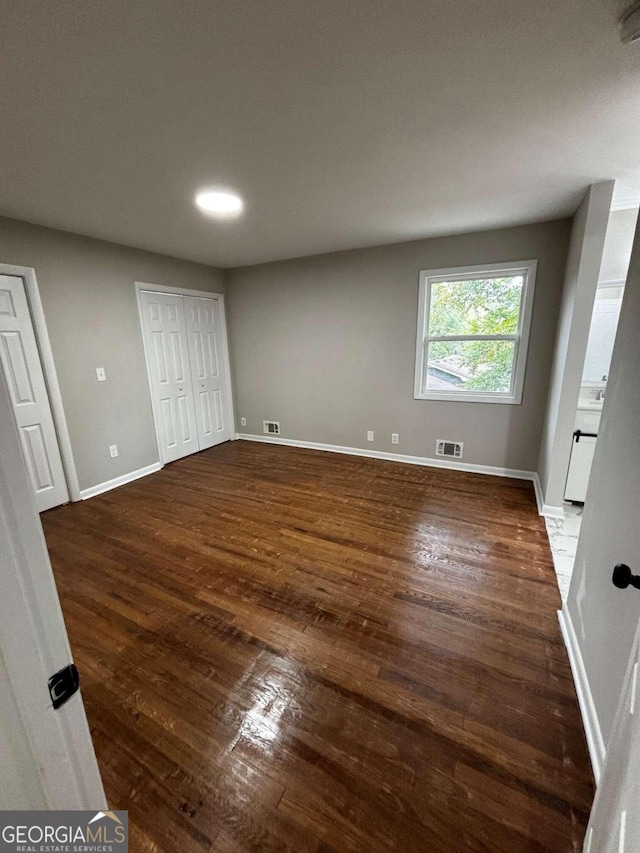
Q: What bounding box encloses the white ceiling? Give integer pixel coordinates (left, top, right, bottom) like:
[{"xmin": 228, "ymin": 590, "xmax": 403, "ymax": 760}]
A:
[{"xmin": 1, "ymin": 0, "xmax": 639, "ymax": 268}]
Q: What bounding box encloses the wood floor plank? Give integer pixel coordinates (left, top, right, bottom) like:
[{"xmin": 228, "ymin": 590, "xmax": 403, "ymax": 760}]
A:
[{"xmin": 42, "ymin": 440, "xmax": 593, "ymax": 852}]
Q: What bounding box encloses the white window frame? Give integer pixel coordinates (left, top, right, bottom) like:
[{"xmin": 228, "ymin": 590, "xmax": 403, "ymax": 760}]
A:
[{"xmin": 414, "ymin": 259, "xmax": 537, "ymax": 404}]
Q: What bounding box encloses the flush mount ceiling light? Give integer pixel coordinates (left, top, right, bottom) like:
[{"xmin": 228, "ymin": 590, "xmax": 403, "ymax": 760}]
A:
[{"xmin": 195, "ymin": 189, "xmax": 243, "ymax": 217}]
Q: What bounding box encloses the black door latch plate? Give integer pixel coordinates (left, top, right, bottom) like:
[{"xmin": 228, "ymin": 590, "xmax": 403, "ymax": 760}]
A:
[{"xmin": 48, "ymin": 663, "xmax": 80, "ymax": 710}]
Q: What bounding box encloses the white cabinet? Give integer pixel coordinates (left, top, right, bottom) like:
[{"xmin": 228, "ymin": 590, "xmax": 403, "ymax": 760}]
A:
[
  {"xmin": 565, "ymin": 433, "xmax": 597, "ymax": 502},
  {"xmin": 564, "ymin": 407, "xmax": 601, "ymax": 503}
]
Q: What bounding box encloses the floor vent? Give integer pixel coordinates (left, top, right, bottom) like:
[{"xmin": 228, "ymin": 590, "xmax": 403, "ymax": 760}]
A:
[
  {"xmin": 436, "ymin": 439, "xmax": 463, "ymax": 459},
  {"xmin": 263, "ymin": 420, "xmax": 281, "ymax": 436}
]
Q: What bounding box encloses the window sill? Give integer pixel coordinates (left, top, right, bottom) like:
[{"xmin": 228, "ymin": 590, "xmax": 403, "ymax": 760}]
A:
[{"xmin": 414, "ymin": 391, "xmax": 522, "ymax": 405}]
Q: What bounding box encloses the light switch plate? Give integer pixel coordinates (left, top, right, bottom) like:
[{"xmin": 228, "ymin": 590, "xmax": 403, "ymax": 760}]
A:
[
  {"xmin": 96, "ymin": 367, "xmax": 106, "ymax": 382},
  {"xmin": 109, "ymin": 444, "xmax": 118, "ymax": 458}
]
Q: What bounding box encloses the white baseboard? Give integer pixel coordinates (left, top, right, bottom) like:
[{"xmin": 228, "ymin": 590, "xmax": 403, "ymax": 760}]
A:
[
  {"xmin": 541, "ymin": 503, "xmax": 565, "ymax": 519},
  {"xmin": 79, "ymin": 462, "xmax": 163, "ymax": 500},
  {"xmin": 558, "ymin": 607, "xmax": 606, "ymax": 784},
  {"xmin": 235, "ymin": 433, "xmax": 538, "ymax": 483}
]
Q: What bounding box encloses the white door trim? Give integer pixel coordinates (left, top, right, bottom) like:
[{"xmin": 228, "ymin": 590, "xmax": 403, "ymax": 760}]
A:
[
  {"xmin": 135, "ymin": 282, "xmax": 230, "ymax": 300},
  {"xmin": 0, "ymin": 262, "xmax": 81, "ymax": 502},
  {"xmin": 216, "ymin": 293, "xmax": 237, "ymax": 439},
  {"xmin": 0, "ymin": 362, "xmax": 105, "ymax": 808},
  {"xmin": 135, "ymin": 282, "xmax": 236, "ymax": 464}
]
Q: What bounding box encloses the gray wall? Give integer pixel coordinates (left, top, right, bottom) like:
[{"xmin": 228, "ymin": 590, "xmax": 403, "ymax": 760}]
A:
[
  {"xmin": 227, "ymin": 219, "xmax": 571, "ymax": 472},
  {"xmin": 537, "ymin": 182, "xmax": 613, "ymax": 510},
  {"xmin": 566, "ymin": 213, "xmax": 640, "ymax": 744},
  {"xmin": 0, "ymin": 216, "xmax": 224, "ymax": 492}
]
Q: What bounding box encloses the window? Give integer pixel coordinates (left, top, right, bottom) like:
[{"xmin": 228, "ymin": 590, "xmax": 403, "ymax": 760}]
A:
[{"xmin": 414, "ymin": 260, "xmax": 537, "ymax": 404}]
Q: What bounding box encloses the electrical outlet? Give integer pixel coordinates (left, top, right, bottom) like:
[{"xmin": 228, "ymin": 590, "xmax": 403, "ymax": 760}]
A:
[
  {"xmin": 96, "ymin": 367, "xmax": 107, "ymax": 382},
  {"xmin": 367, "ymin": 430, "xmax": 374, "ymax": 442},
  {"xmin": 109, "ymin": 444, "xmax": 119, "ymax": 458},
  {"xmin": 391, "ymin": 433, "xmax": 399, "ymax": 444},
  {"xmin": 241, "ymin": 417, "xmax": 247, "ymax": 427}
]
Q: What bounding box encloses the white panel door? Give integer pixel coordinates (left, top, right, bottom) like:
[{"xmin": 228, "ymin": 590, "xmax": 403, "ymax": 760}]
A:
[
  {"xmin": 139, "ymin": 291, "xmax": 199, "ymax": 463},
  {"xmin": 0, "ymin": 275, "xmax": 68, "ymax": 512},
  {"xmin": 184, "ymin": 296, "xmax": 232, "ymax": 449},
  {"xmin": 0, "ymin": 360, "xmax": 105, "ymax": 809},
  {"xmin": 586, "ymin": 618, "xmax": 640, "ymax": 852}
]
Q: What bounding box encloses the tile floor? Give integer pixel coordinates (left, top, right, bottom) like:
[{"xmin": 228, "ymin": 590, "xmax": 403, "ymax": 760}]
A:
[{"xmin": 545, "ymin": 503, "xmax": 583, "ymax": 602}]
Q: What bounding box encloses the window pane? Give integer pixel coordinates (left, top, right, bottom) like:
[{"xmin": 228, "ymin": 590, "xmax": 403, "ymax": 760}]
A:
[
  {"xmin": 426, "ymin": 339, "xmax": 515, "ymax": 393},
  {"xmin": 428, "ymin": 276, "xmax": 524, "ymax": 337}
]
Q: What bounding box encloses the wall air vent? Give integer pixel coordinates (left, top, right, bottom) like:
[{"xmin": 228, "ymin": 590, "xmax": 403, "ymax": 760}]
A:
[
  {"xmin": 263, "ymin": 420, "xmax": 280, "ymax": 436},
  {"xmin": 436, "ymin": 439, "xmax": 463, "ymax": 459}
]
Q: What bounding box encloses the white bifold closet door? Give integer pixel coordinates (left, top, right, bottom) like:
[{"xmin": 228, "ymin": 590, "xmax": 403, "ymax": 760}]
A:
[
  {"xmin": 139, "ymin": 291, "xmax": 199, "ymax": 463},
  {"xmin": 140, "ymin": 290, "xmax": 231, "ymax": 464},
  {"xmin": 0, "ymin": 275, "xmax": 69, "ymax": 511},
  {"xmin": 183, "ymin": 296, "xmax": 230, "ymax": 451}
]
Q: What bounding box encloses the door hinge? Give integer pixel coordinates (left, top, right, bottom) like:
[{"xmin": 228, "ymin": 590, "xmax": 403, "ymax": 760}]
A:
[{"xmin": 48, "ymin": 663, "xmax": 80, "ymax": 710}]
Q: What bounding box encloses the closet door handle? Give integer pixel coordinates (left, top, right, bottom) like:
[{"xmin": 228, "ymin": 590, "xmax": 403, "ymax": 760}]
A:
[{"xmin": 178, "ymin": 386, "xmax": 183, "ymax": 391}]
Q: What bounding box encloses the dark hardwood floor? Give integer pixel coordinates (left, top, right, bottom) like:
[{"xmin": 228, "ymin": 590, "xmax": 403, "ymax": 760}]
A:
[{"xmin": 42, "ymin": 441, "xmax": 593, "ymax": 852}]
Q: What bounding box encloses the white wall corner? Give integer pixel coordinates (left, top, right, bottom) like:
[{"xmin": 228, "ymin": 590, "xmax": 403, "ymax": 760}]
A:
[
  {"xmin": 540, "ymin": 181, "xmax": 615, "ymax": 510},
  {"xmin": 558, "ymin": 607, "xmax": 606, "ymax": 784},
  {"xmin": 533, "ymin": 475, "xmax": 565, "ymax": 519},
  {"xmin": 79, "ymin": 462, "xmax": 162, "ymax": 500},
  {"xmin": 532, "ymin": 473, "xmax": 544, "ymax": 515}
]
